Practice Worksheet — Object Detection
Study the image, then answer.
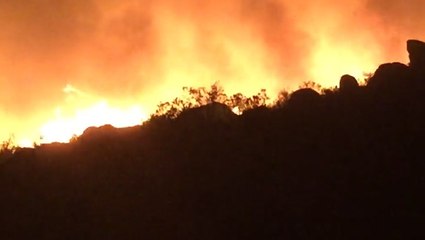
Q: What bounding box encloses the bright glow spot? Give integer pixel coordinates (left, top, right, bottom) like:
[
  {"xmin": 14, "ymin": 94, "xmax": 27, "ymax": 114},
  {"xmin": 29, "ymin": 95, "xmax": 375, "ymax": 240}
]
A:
[
  {"xmin": 232, "ymin": 107, "xmax": 242, "ymax": 115},
  {"xmin": 18, "ymin": 139, "xmax": 34, "ymax": 148},
  {"xmin": 39, "ymin": 88, "xmax": 148, "ymax": 144},
  {"xmin": 310, "ymin": 40, "xmax": 378, "ymax": 85}
]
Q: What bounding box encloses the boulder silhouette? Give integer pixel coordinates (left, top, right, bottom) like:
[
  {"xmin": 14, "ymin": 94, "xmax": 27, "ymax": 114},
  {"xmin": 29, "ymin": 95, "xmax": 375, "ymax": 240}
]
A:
[
  {"xmin": 241, "ymin": 105, "xmax": 271, "ymax": 124},
  {"xmin": 407, "ymin": 39, "xmax": 425, "ymax": 70},
  {"xmin": 79, "ymin": 124, "xmax": 118, "ymax": 143},
  {"xmin": 340, "ymin": 74, "xmax": 358, "ymax": 91},
  {"xmin": 287, "ymin": 88, "xmax": 321, "ymax": 109},
  {"xmin": 339, "ymin": 74, "xmax": 359, "ymax": 94},
  {"xmin": 178, "ymin": 102, "xmax": 236, "ymax": 124},
  {"xmin": 367, "ymin": 62, "xmax": 411, "ymax": 94}
]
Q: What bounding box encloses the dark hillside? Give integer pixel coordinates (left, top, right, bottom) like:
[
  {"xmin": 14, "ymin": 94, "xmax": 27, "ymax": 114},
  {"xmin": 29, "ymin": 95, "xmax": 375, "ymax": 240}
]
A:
[{"xmin": 1, "ymin": 40, "xmax": 425, "ymax": 239}]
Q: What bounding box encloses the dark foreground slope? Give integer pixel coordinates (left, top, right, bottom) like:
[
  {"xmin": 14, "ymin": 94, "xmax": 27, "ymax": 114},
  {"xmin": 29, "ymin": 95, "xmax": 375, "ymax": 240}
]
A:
[{"xmin": 1, "ymin": 40, "xmax": 425, "ymax": 239}]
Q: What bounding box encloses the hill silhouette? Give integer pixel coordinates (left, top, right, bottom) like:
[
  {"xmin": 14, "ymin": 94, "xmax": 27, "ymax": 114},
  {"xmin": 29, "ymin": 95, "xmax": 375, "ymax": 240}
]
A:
[{"xmin": 1, "ymin": 40, "xmax": 425, "ymax": 239}]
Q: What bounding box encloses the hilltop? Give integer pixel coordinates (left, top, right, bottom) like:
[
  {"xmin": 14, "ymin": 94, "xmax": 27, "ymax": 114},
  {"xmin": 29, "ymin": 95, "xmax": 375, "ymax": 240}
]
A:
[{"xmin": 1, "ymin": 39, "xmax": 425, "ymax": 239}]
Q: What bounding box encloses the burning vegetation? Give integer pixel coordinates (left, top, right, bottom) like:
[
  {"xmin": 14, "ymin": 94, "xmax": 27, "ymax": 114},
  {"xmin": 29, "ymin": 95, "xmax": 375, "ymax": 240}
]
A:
[
  {"xmin": 1, "ymin": 39, "xmax": 425, "ymax": 239},
  {"xmin": 2, "ymin": 0, "xmax": 424, "ymax": 145}
]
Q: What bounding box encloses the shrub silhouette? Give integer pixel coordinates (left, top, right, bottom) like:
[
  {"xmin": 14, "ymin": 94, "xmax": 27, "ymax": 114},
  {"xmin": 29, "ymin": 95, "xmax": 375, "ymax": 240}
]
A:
[
  {"xmin": 153, "ymin": 82, "xmax": 271, "ymax": 119},
  {"xmin": 0, "ymin": 137, "xmax": 16, "ymax": 164}
]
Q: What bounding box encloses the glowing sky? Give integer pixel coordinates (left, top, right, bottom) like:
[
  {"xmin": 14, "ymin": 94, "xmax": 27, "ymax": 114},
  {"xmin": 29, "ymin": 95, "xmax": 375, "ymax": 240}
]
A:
[{"xmin": 0, "ymin": 0, "xmax": 424, "ymax": 145}]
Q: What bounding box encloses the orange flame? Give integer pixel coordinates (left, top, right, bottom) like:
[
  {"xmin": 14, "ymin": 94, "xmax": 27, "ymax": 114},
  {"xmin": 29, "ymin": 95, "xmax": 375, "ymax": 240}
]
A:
[
  {"xmin": 39, "ymin": 101, "xmax": 147, "ymax": 144},
  {"xmin": 2, "ymin": 0, "xmax": 417, "ymax": 147},
  {"xmin": 5, "ymin": 40, "xmax": 382, "ymax": 147},
  {"xmin": 42, "ymin": 85, "xmax": 147, "ymax": 143}
]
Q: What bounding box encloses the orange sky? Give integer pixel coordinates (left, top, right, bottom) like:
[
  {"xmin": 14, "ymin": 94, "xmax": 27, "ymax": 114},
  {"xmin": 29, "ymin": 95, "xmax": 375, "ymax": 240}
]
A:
[{"xmin": 0, "ymin": 0, "xmax": 424, "ymax": 145}]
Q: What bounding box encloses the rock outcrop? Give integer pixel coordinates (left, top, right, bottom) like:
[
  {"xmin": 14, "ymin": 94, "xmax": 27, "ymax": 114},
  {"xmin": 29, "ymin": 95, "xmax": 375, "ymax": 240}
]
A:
[
  {"xmin": 79, "ymin": 124, "xmax": 118, "ymax": 143},
  {"xmin": 287, "ymin": 88, "xmax": 321, "ymax": 108},
  {"xmin": 339, "ymin": 74, "xmax": 359, "ymax": 94},
  {"xmin": 178, "ymin": 102, "xmax": 237, "ymax": 124},
  {"xmin": 407, "ymin": 39, "xmax": 425, "ymax": 71},
  {"xmin": 367, "ymin": 62, "xmax": 411, "ymax": 94}
]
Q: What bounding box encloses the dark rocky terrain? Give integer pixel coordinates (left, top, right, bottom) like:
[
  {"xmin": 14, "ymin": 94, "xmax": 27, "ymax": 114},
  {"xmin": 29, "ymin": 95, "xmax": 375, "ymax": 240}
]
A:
[{"xmin": 1, "ymin": 40, "xmax": 425, "ymax": 239}]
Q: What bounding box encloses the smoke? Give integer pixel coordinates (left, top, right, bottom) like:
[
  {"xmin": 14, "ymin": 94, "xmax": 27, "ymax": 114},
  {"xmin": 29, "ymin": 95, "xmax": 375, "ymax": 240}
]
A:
[
  {"xmin": 365, "ymin": 0, "xmax": 425, "ymax": 59},
  {"xmin": 0, "ymin": 0, "xmax": 424, "ymax": 142}
]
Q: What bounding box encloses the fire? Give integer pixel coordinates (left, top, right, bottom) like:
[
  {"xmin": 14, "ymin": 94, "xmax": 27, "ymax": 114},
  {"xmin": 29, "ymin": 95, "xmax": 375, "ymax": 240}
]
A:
[
  {"xmin": 4, "ymin": 39, "xmax": 381, "ymax": 148},
  {"xmin": 39, "ymin": 101, "xmax": 148, "ymax": 144},
  {"xmin": 310, "ymin": 39, "xmax": 380, "ymax": 85},
  {"xmin": 5, "ymin": 85, "xmax": 147, "ymax": 146},
  {"xmin": 37, "ymin": 85, "xmax": 148, "ymax": 144},
  {"xmin": 1, "ymin": 0, "xmax": 416, "ymax": 148}
]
